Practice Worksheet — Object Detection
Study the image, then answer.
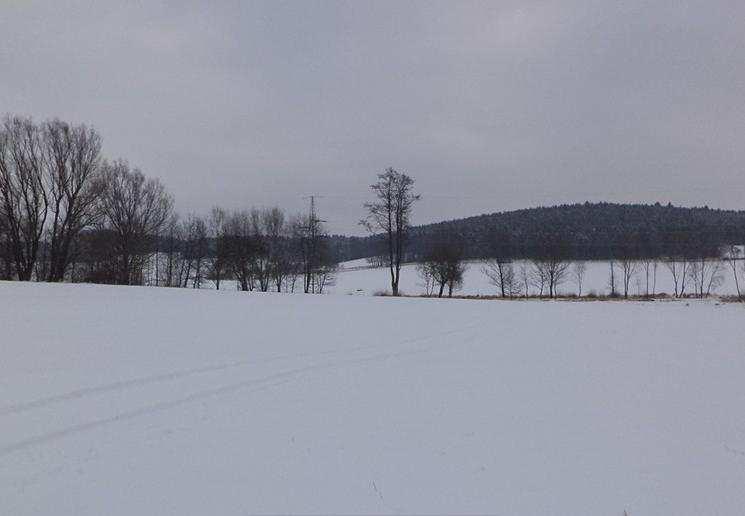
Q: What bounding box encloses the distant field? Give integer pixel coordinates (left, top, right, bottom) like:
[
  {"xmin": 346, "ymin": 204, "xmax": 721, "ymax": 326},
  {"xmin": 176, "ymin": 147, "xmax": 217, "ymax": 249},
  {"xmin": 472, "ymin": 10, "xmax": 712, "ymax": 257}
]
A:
[
  {"xmin": 329, "ymin": 258, "xmax": 743, "ymax": 297},
  {"xmin": 2, "ymin": 281, "xmax": 745, "ymax": 514}
]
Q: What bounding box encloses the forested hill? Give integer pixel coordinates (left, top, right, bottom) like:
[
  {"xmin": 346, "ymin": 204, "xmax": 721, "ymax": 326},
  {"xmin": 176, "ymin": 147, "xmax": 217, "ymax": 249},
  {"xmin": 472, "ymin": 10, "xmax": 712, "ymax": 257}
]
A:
[{"xmin": 330, "ymin": 202, "xmax": 745, "ymax": 262}]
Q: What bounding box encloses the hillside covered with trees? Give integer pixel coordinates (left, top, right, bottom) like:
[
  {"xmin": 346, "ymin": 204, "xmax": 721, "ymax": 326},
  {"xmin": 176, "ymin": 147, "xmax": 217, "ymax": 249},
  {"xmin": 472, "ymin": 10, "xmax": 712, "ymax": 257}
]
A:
[{"xmin": 331, "ymin": 202, "xmax": 745, "ymax": 263}]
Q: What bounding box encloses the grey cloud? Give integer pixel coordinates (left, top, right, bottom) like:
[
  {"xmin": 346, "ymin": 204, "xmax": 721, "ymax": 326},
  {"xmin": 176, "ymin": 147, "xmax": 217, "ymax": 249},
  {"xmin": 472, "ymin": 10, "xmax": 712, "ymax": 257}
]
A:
[{"xmin": 2, "ymin": 0, "xmax": 743, "ymax": 234}]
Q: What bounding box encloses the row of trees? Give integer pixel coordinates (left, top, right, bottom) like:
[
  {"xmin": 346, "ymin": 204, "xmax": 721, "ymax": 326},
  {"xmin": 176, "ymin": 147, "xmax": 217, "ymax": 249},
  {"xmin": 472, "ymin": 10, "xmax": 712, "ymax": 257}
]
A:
[
  {"xmin": 0, "ymin": 115, "xmax": 337, "ymax": 291},
  {"xmin": 357, "ymin": 169, "xmax": 744, "ymax": 301},
  {"xmin": 412, "ymin": 245, "xmax": 744, "ymax": 299},
  {"xmin": 1, "ymin": 113, "xmax": 741, "ymax": 300},
  {"xmin": 409, "ymin": 249, "xmax": 744, "ymax": 300},
  {"xmin": 154, "ymin": 207, "xmax": 336, "ymax": 293}
]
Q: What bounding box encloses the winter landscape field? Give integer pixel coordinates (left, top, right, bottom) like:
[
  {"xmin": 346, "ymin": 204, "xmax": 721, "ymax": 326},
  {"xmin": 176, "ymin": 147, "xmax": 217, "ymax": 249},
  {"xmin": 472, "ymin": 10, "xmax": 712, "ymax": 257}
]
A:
[
  {"xmin": 329, "ymin": 258, "xmax": 744, "ymax": 298},
  {"xmin": 4, "ymin": 2, "xmax": 745, "ymax": 514},
  {"xmin": 2, "ymin": 280, "xmax": 745, "ymax": 515}
]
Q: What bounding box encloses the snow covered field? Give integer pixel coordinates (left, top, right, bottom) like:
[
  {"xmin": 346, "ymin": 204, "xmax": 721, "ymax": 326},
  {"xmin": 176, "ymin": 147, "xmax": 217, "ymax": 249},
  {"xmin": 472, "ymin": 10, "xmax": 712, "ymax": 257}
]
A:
[
  {"xmin": 330, "ymin": 258, "xmax": 743, "ymax": 297},
  {"xmin": 2, "ymin": 281, "xmax": 745, "ymax": 514}
]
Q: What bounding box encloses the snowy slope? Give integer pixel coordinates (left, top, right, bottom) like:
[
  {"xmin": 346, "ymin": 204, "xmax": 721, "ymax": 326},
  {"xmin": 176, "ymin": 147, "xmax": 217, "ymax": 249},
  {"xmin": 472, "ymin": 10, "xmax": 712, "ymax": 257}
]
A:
[{"xmin": 2, "ymin": 281, "xmax": 745, "ymax": 514}]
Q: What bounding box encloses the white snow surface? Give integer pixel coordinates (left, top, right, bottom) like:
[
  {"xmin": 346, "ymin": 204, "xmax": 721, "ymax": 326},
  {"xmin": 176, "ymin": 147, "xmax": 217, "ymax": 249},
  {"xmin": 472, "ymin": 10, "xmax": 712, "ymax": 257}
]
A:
[
  {"xmin": 2, "ymin": 281, "xmax": 745, "ymax": 515},
  {"xmin": 330, "ymin": 258, "xmax": 743, "ymax": 297}
]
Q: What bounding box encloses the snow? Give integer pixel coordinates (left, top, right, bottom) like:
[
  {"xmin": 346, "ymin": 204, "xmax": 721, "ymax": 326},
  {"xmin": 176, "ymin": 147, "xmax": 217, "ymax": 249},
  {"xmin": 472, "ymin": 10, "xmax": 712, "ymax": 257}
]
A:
[
  {"xmin": 2, "ymin": 281, "xmax": 745, "ymax": 514},
  {"xmin": 330, "ymin": 259, "xmax": 743, "ymax": 297}
]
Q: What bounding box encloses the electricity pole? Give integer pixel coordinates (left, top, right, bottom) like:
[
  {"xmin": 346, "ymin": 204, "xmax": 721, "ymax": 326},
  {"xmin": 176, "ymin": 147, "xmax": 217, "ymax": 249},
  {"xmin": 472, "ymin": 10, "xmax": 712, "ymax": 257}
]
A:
[{"xmin": 302, "ymin": 195, "xmax": 326, "ymax": 293}]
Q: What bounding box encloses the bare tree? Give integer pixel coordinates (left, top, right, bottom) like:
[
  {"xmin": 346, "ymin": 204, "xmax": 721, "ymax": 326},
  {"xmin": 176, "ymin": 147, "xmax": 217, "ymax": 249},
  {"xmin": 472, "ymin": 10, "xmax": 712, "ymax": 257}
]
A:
[
  {"xmin": 0, "ymin": 116, "xmax": 48, "ymax": 280},
  {"xmin": 152, "ymin": 214, "xmax": 209, "ymax": 289},
  {"xmin": 422, "ymin": 237, "xmax": 466, "ymax": 298},
  {"xmin": 640, "ymin": 258, "xmax": 658, "ymax": 297},
  {"xmin": 608, "ymin": 259, "xmax": 618, "ymax": 296},
  {"xmin": 289, "ymin": 215, "xmax": 307, "ymax": 291},
  {"xmin": 572, "ymin": 261, "xmax": 587, "ymax": 296},
  {"xmin": 208, "ymin": 207, "xmax": 229, "ymax": 290},
  {"xmin": 546, "ymin": 258, "xmax": 570, "ymax": 297},
  {"xmin": 260, "ymin": 207, "xmax": 293, "ymax": 292},
  {"xmin": 240, "ymin": 206, "xmax": 291, "ymax": 292},
  {"xmin": 529, "ymin": 235, "xmax": 570, "ymax": 298},
  {"xmin": 291, "ymin": 202, "xmax": 335, "ymax": 294},
  {"xmin": 41, "ymin": 120, "xmax": 103, "ymax": 281},
  {"xmin": 531, "ymin": 260, "xmax": 548, "ymax": 297},
  {"xmin": 0, "ymin": 218, "xmax": 12, "ymax": 279},
  {"xmin": 74, "ymin": 226, "xmax": 119, "ymax": 283},
  {"xmin": 224, "ymin": 210, "xmax": 258, "ymax": 291},
  {"xmin": 530, "ymin": 257, "xmax": 569, "ymax": 298},
  {"xmin": 182, "ymin": 214, "xmax": 209, "ymax": 288},
  {"xmin": 518, "ymin": 262, "xmax": 531, "ymax": 298},
  {"xmin": 282, "ymin": 246, "xmax": 303, "ymax": 293},
  {"xmin": 687, "ymin": 255, "xmax": 724, "ymax": 298},
  {"xmin": 315, "ymin": 261, "xmax": 338, "ymax": 294},
  {"xmin": 725, "ymin": 245, "xmax": 743, "ymax": 299},
  {"xmin": 249, "ymin": 208, "xmax": 272, "ymax": 292},
  {"xmin": 704, "ymin": 259, "xmax": 725, "ymax": 297},
  {"xmin": 482, "ymin": 229, "xmax": 518, "ymax": 297},
  {"xmin": 159, "ymin": 213, "xmax": 182, "ymax": 287},
  {"xmin": 619, "ymin": 258, "xmax": 637, "ymax": 298},
  {"xmin": 361, "ymin": 168, "xmax": 420, "ymax": 296},
  {"xmin": 665, "ymin": 259, "xmax": 689, "ymax": 298},
  {"xmin": 97, "ymin": 160, "xmax": 173, "ymax": 285},
  {"xmin": 483, "ymin": 259, "xmax": 519, "ymax": 298},
  {"xmin": 416, "ymin": 261, "xmax": 437, "ymax": 296}
]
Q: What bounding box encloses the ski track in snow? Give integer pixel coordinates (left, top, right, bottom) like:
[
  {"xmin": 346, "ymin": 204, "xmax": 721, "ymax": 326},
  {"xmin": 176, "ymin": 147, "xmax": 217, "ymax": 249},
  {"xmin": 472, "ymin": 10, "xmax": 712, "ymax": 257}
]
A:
[{"xmin": 0, "ymin": 316, "xmax": 484, "ymax": 458}]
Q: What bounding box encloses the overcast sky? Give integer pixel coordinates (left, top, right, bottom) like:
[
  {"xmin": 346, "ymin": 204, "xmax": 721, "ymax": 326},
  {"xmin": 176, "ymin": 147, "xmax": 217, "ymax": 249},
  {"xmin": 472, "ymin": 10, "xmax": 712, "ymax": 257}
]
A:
[{"xmin": 2, "ymin": 1, "xmax": 744, "ymax": 234}]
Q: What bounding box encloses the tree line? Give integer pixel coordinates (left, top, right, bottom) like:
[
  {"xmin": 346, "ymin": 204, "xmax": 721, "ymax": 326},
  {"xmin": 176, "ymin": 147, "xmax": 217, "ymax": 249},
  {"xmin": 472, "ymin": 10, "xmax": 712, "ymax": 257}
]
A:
[
  {"xmin": 2, "ymin": 113, "xmax": 743, "ymax": 301},
  {"xmin": 334, "ymin": 202, "xmax": 745, "ymax": 263},
  {"xmin": 403, "ymin": 223, "xmax": 744, "ymax": 300},
  {"xmin": 395, "ymin": 218, "xmax": 745, "ymax": 300},
  {"xmin": 0, "ymin": 114, "xmax": 336, "ymax": 292},
  {"xmin": 356, "ymin": 171, "xmax": 745, "ymax": 300}
]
